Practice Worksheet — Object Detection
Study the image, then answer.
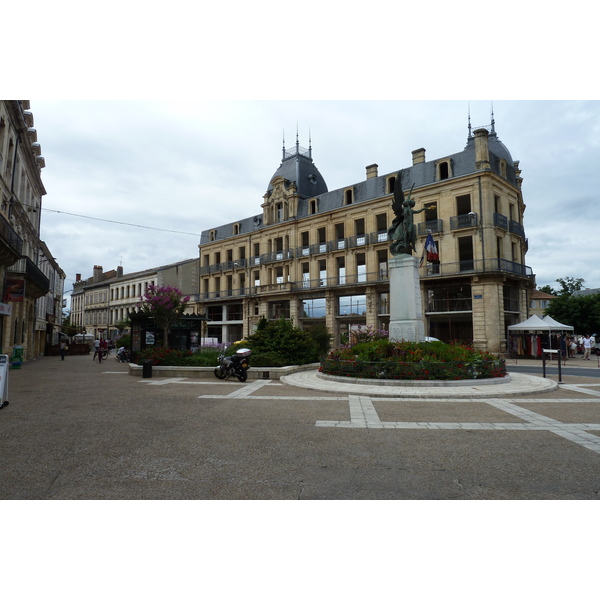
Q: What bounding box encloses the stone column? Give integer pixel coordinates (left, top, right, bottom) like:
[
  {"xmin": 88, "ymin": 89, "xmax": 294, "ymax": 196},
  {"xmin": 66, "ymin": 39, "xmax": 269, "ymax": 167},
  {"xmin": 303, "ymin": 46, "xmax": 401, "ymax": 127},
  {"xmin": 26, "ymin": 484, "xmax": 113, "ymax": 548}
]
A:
[{"xmin": 388, "ymin": 255, "xmax": 425, "ymax": 342}]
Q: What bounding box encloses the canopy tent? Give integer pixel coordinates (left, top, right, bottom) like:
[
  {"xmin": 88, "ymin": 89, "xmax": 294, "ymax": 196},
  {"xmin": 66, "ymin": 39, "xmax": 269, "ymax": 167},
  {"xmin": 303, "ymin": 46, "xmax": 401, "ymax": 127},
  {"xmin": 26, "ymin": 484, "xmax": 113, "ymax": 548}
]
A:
[
  {"xmin": 508, "ymin": 314, "xmax": 570, "ymax": 358},
  {"xmin": 507, "ymin": 314, "xmax": 555, "ymax": 332},
  {"xmin": 542, "ymin": 315, "xmax": 574, "ymax": 331}
]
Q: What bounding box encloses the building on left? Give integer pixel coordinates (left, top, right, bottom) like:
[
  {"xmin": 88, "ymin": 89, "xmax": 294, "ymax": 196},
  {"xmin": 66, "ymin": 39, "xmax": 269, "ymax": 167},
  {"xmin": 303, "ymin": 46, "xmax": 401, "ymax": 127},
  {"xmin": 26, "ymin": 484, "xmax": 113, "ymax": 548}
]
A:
[{"xmin": 0, "ymin": 100, "xmax": 65, "ymax": 359}]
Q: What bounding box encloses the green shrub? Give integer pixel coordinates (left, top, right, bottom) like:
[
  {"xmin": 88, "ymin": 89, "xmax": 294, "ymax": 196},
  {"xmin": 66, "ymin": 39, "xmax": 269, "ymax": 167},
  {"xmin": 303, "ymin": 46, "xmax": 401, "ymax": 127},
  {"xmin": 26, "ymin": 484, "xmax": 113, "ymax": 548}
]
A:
[
  {"xmin": 322, "ymin": 339, "xmax": 505, "ymax": 380},
  {"xmin": 246, "ymin": 317, "xmax": 321, "ymax": 365}
]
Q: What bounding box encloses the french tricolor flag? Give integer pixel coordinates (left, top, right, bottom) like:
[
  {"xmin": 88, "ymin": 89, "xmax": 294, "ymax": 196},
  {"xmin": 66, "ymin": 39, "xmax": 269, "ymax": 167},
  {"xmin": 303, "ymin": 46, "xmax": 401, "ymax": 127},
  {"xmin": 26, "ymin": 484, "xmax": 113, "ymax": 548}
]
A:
[{"xmin": 420, "ymin": 233, "xmax": 439, "ymax": 267}]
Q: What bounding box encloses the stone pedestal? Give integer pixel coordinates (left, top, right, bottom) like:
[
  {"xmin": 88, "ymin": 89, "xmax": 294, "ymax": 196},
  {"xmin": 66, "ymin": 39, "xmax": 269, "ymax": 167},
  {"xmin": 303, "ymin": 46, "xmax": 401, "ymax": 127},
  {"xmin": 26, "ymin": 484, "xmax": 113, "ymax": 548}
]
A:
[{"xmin": 388, "ymin": 254, "xmax": 425, "ymax": 342}]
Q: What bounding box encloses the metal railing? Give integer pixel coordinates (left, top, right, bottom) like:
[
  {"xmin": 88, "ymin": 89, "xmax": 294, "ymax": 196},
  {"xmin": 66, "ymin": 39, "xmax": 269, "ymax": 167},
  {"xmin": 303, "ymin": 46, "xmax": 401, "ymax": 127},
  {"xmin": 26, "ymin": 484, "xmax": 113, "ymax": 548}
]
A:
[
  {"xmin": 7, "ymin": 257, "xmax": 50, "ymax": 294},
  {"xmin": 509, "ymin": 220, "xmax": 525, "ymax": 237},
  {"xmin": 419, "ymin": 258, "xmax": 533, "ymax": 278},
  {"xmin": 450, "ymin": 213, "xmax": 478, "ymax": 230},
  {"xmin": 493, "ymin": 212, "xmax": 508, "ymax": 229},
  {"xmin": 0, "ymin": 213, "xmax": 23, "ymax": 257},
  {"xmin": 417, "ymin": 219, "xmax": 443, "ymax": 236}
]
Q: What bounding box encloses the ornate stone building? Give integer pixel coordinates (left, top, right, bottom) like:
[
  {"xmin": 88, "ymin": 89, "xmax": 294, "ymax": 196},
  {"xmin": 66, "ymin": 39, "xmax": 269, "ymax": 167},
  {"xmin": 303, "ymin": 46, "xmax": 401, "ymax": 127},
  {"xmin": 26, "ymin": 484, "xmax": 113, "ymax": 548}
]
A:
[
  {"xmin": 0, "ymin": 100, "xmax": 63, "ymax": 359},
  {"xmin": 198, "ymin": 118, "xmax": 535, "ymax": 353}
]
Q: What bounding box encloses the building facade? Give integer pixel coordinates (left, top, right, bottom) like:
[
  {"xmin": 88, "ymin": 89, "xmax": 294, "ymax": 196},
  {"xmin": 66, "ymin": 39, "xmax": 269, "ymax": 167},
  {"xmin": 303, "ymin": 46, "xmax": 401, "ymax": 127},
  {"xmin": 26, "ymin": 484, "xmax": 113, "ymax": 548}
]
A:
[
  {"xmin": 0, "ymin": 100, "xmax": 63, "ymax": 359},
  {"xmin": 529, "ymin": 288, "xmax": 555, "ymax": 318},
  {"xmin": 71, "ymin": 259, "xmax": 199, "ymax": 341},
  {"xmin": 198, "ymin": 119, "xmax": 535, "ymax": 353}
]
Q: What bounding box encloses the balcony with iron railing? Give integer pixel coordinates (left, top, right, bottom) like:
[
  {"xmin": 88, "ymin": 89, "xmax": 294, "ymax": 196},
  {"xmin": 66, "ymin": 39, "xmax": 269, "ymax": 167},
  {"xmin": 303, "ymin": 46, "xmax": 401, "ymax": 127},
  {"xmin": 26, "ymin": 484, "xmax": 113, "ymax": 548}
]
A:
[
  {"xmin": 509, "ymin": 220, "xmax": 525, "ymax": 237},
  {"xmin": 0, "ymin": 212, "xmax": 23, "ymax": 264},
  {"xmin": 450, "ymin": 213, "xmax": 478, "ymax": 231},
  {"xmin": 291, "ymin": 270, "xmax": 388, "ymax": 292},
  {"xmin": 493, "ymin": 212, "xmax": 508, "ymax": 229},
  {"xmin": 417, "ymin": 219, "xmax": 444, "ymax": 236},
  {"xmin": 419, "ymin": 258, "xmax": 533, "ymax": 279},
  {"xmin": 7, "ymin": 256, "xmax": 50, "ymax": 297}
]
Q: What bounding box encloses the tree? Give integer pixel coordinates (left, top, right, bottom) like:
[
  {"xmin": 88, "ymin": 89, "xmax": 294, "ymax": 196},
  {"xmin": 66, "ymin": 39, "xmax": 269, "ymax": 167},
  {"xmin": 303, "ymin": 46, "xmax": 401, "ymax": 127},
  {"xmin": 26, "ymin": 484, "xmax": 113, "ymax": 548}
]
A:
[
  {"xmin": 546, "ymin": 292, "xmax": 600, "ymax": 334},
  {"xmin": 138, "ymin": 285, "xmax": 190, "ymax": 349},
  {"xmin": 537, "ymin": 284, "xmax": 556, "ymax": 295},
  {"xmin": 554, "ymin": 277, "xmax": 585, "ymax": 296}
]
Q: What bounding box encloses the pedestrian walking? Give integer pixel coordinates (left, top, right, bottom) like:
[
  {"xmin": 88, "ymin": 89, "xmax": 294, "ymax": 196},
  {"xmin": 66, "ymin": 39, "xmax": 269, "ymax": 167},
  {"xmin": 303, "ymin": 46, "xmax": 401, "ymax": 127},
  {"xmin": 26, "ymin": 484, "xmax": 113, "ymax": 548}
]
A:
[
  {"xmin": 582, "ymin": 334, "xmax": 592, "ymax": 360},
  {"xmin": 60, "ymin": 340, "xmax": 68, "ymax": 361},
  {"xmin": 93, "ymin": 338, "xmax": 101, "ymax": 361}
]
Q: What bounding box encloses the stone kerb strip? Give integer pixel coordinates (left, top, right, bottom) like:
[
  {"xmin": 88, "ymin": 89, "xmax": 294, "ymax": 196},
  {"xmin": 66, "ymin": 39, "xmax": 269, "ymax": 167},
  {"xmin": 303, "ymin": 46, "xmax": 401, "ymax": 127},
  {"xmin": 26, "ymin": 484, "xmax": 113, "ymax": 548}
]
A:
[{"xmin": 317, "ymin": 371, "xmax": 513, "ymax": 387}]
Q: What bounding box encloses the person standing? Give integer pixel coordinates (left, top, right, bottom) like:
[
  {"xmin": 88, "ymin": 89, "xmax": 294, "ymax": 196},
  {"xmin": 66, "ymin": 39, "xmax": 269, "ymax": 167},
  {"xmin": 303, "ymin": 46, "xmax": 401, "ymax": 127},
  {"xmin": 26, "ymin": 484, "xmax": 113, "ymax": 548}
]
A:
[
  {"xmin": 60, "ymin": 340, "xmax": 68, "ymax": 361},
  {"xmin": 93, "ymin": 338, "xmax": 101, "ymax": 361},
  {"xmin": 98, "ymin": 338, "xmax": 107, "ymax": 363},
  {"xmin": 582, "ymin": 334, "xmax": 592, "ymax": 360}
]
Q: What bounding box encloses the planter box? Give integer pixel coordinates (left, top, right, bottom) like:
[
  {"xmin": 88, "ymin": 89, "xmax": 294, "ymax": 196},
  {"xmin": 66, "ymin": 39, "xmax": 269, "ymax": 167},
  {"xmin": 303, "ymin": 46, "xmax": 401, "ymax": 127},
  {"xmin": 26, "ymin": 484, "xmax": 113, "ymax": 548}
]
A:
[{"xmin": 128, "ymin": 362, "xmax": 320, "ymax": 380}]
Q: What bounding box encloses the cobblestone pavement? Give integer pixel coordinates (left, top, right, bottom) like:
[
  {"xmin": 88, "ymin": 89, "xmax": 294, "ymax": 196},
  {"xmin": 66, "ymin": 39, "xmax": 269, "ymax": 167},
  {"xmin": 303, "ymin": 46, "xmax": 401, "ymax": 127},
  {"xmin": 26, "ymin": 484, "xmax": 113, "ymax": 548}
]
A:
[{"xmin": 1, "ymin": 354, "xmax": 600, "ymax": 499}]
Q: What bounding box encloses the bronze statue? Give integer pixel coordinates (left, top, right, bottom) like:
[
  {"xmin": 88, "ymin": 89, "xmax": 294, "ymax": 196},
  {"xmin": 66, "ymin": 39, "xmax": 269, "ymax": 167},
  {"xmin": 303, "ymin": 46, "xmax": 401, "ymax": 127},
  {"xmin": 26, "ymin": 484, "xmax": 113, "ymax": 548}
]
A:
[{"xmin": 388, "ymin": 170, "xmax": 426, "ymax": 256}]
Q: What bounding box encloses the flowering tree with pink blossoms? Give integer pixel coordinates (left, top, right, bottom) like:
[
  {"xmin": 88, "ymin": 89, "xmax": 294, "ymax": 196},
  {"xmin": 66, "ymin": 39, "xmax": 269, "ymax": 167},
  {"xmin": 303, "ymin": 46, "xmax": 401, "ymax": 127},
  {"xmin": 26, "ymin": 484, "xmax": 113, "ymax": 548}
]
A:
[{"xmin": 138, "ymin": 285, "xmax": 191, "ymax": 349}]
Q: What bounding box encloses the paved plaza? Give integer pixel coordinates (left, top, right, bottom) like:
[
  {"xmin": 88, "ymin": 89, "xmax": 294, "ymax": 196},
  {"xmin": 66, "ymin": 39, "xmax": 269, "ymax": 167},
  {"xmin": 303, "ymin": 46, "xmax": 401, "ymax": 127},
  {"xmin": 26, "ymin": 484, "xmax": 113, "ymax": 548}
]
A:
[{"xmin": 1, "ymin": 354, "xmax": 600, "ymax": 499}]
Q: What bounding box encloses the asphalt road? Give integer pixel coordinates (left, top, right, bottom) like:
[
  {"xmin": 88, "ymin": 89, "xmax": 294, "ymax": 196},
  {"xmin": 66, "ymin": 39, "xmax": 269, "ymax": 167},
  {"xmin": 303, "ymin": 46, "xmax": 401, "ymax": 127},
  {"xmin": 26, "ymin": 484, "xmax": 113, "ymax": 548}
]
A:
[{"xmin": 2, "ymin": 354, "xmax": 600, "ymax": 499}]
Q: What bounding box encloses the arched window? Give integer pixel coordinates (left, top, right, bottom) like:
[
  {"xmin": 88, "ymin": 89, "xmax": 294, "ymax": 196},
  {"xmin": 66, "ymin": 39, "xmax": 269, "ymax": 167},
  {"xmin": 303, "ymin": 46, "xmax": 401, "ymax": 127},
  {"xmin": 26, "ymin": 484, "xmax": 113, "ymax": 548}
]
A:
[{"xmin": 437, "ymin": 160, "xmax": 450, "ymax": 180}]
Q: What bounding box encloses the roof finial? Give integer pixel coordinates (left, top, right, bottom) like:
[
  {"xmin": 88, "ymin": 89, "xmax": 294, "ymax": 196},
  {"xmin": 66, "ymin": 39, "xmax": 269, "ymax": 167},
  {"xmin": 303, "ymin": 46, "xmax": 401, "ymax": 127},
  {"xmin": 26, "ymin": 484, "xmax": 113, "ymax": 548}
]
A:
[
  {"xmin": 490, "ymin": 101, "xmax": 496, "ymax": 134},
  {"xmin": 309, "ymin": 128, "xmax": 312, "ymax": 159},
  {"xmin": 282, "ymin": 129, "xmax": 286, "ymax": 160},
  {"xmin": 468, "ymin": 103, "xmax": 472, "ymax": 138},
  {"xmin": 295, "ymin": 122, "xmax": 299, "ymax": 153}
]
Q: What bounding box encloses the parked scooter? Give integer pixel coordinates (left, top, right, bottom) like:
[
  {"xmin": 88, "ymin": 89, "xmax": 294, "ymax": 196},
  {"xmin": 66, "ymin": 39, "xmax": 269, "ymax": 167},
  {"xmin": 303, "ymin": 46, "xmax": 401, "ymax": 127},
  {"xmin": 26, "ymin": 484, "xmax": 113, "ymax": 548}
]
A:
[{"xmin": 214, "ymin": 348, "xmax": 251, "ymax": 382}]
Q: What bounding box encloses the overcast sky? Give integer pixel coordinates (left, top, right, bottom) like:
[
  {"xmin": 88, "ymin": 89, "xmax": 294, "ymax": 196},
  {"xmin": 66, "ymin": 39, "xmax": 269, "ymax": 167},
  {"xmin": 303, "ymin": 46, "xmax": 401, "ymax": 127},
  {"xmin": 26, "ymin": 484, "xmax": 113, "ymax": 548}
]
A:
[{"xmin": 27, "ymin": 99, "xmax": 599, "ymax": 298}]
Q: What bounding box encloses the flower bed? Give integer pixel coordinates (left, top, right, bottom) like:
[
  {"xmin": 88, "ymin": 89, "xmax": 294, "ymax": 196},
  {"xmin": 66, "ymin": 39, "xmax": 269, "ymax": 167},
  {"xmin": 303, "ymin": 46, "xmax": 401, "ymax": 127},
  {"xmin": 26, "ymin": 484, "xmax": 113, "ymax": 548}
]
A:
[{"xmin": 320, "ymin": 338, "xmax": 506, "ymax": 381}]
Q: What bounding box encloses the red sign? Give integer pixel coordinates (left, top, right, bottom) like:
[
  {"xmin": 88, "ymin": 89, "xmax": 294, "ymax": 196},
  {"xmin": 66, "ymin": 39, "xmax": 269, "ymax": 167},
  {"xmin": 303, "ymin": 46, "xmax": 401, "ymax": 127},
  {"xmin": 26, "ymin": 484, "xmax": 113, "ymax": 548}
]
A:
[{"xmin": 4, "ymin": 278, "xmax": 25, "ymax": 302}]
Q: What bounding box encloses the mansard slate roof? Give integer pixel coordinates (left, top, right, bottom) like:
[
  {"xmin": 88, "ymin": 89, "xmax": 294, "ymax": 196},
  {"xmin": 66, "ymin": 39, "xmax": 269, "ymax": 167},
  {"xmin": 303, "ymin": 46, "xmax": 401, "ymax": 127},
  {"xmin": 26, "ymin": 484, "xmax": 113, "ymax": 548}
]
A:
[
  {"xmin": 200, "ymin": 126, "xmax": 519, "ymax": 245},
  {"xmin": 266, "ymin": 146, "xmax": 328, "ymax": 199}
]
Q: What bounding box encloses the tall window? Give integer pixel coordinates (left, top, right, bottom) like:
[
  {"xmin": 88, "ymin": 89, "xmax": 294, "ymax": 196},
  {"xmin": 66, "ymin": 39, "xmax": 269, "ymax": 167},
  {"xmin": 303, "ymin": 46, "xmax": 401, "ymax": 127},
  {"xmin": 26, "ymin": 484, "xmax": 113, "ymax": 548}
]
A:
[
  {"xmin": 356, "ymin": 253, "xmax": 366, "ymax": 283},
  {"xmin": 302, "ymin": 297, "xmax": 326, "ymax": 318},
  {"xmin": 338, "ymin": 295, "xmax": 366, "ymax": 316},
  {"xmin": 458, "ymin": 236, "xmax": 474, "ymax": 271}
]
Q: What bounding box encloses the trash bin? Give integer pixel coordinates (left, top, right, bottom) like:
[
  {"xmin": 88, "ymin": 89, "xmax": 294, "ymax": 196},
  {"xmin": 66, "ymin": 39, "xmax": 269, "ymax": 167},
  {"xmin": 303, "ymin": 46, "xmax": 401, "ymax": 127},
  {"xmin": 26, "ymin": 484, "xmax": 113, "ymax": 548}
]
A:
[
  {"xmin": 11, "ymin": 345, "xmax": 24, "ymax": 369},
  {"xmin": 142, "ymin": 360, "xmax": 153, "ymax": 378}
]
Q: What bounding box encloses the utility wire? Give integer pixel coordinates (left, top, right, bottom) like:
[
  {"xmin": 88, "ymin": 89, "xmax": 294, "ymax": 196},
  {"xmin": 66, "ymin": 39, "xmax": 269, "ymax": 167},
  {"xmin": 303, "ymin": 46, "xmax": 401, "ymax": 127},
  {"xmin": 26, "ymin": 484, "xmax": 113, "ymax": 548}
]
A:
[{"xmin": 42, "ymin": 208, "xmax": 201, "ymax": 237}]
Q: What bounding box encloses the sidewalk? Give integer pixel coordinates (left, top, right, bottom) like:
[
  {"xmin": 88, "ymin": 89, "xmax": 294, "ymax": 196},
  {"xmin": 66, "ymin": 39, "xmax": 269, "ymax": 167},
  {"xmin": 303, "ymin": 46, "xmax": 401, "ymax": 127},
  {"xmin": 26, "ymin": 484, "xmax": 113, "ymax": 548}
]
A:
[{"xmin": 2, "ymin": 353, "xmax": 600, "ymax": 500}]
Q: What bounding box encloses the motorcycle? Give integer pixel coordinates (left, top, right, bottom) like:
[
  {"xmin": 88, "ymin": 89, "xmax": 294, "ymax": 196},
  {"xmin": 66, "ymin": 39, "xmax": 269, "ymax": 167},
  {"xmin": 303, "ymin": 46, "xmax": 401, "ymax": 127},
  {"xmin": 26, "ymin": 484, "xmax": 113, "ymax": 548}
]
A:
[{"xmin": 214, "ymin": 347, "xmax": 251, "ymax": 382}]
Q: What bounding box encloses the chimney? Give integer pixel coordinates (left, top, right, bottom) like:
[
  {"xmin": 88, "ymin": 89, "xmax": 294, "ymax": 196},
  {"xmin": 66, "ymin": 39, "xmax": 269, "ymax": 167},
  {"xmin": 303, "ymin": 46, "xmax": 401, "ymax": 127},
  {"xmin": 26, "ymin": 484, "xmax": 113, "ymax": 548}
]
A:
[
  {"xmin": 412, "ymin": 148, "xmax": 426, "ymax": 165},
  {"xmin": 117, "ymin": 266, "xmax": 123, "ymax": 277},
  {"xmin": 365, "ymin": 164, "xmax": 378, "ymax": 179},
  {"xmin": 474, "ymin": 128, "xmax": 490, "ymax": 170},
  {"xmin": 93, "ymin": 265, "xmax": 103, "ymax": 283},
  {"xmin": 75, "ymin": 273, "xmax": 81, "ymax": 282}
]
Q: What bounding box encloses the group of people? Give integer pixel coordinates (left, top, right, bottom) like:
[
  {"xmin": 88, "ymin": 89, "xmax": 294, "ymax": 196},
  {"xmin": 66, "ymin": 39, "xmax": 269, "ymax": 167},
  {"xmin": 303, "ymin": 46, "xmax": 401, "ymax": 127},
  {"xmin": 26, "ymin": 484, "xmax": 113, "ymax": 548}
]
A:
[{"xmin": 567, "ymin": 334, "xmax": 599, "ymax": 360}]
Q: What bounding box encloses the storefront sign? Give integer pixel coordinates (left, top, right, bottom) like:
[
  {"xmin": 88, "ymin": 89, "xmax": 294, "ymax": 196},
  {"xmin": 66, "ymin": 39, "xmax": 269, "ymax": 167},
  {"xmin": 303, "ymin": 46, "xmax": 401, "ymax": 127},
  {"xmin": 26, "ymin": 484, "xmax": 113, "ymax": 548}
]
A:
[{"xmin": 4, "ymin": 278, "xmax": 25, "ymax": 302}]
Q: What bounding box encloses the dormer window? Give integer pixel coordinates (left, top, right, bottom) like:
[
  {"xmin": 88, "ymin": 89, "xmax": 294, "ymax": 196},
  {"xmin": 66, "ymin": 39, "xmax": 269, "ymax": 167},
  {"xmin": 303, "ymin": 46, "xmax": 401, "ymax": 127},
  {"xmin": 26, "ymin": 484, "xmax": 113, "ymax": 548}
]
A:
[
  {"xmin": 309, "ymin": 199, "xmax": 318, "ymax": 214},
  {"xmin": 437, "ymin": 160, "xmax": 451, "ymax": 180},
  {"xmin": 499, "ymin": 160, "xmax": 507, "ymax": 179},
  {"xmin": 344, "ymin": 189, "xmax": 354, "ymax": 205},
  {"xmin": 387, "ymin": 176, "xmax": 396, "ymax": 194},
  {"xmin": 209, "ymin": 229, "xmax": 217, "ymax": 241},
  {"xmin": 233, "ymin": 223, "xmax": 240, "ymax": 235}
]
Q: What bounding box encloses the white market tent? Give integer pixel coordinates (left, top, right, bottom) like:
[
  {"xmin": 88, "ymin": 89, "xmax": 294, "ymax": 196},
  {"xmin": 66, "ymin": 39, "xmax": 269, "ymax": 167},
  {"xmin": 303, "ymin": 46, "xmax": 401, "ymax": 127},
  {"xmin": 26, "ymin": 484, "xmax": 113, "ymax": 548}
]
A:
[
  {"xmin": 542, "ymin": 315, "xmax": 574, "ymax": 331},
  {"xmin": 507, "ymin": 314, "xmax": 554, "ymax": 332},
  {"xmin": 508, "ymin": 314, "xmax": 572, "ymax": 358}
]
